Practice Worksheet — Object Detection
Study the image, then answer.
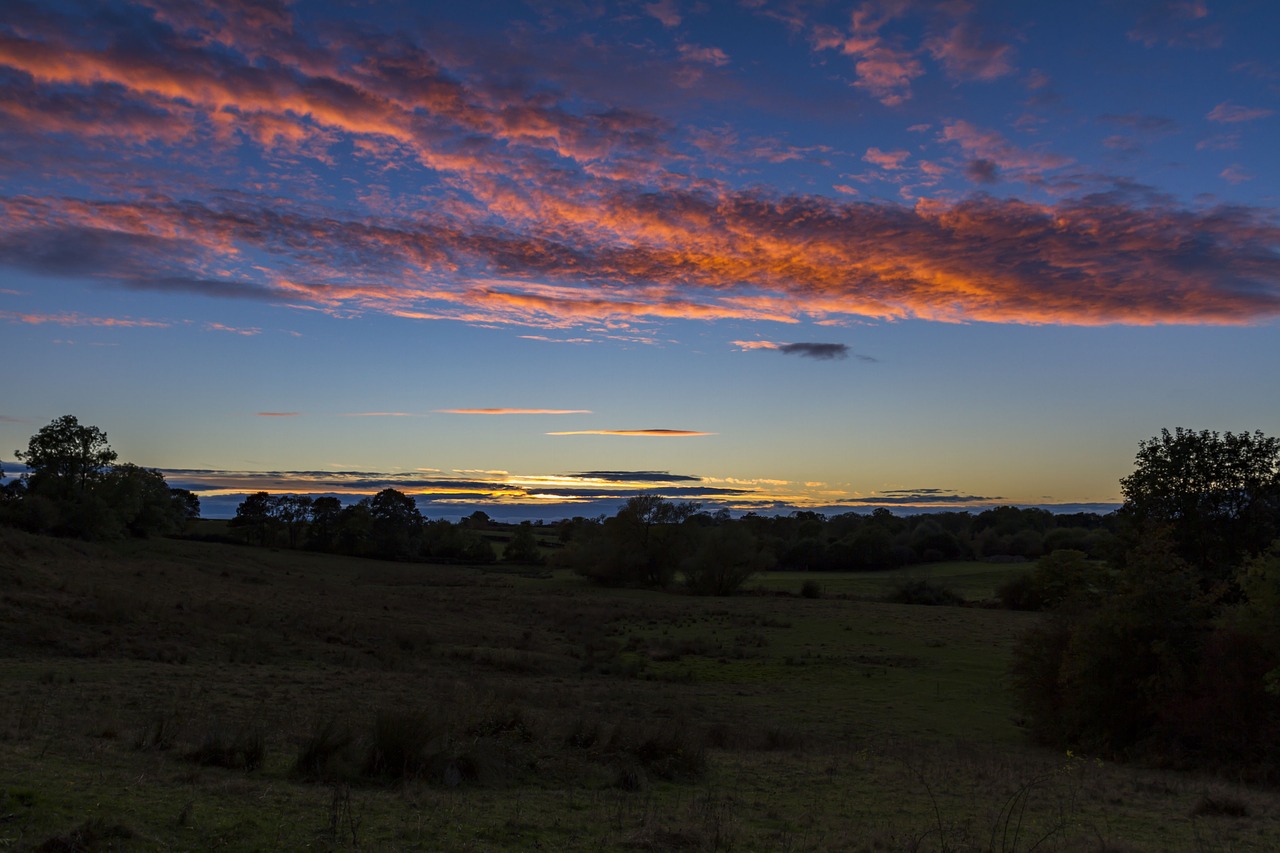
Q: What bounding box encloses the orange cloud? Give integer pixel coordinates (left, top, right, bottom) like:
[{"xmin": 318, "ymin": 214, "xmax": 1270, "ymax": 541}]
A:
[
  {"xmin": 255, "ymin": 411, "xmax": 301, "ymax": 417},
  {"xmin": 1, "ymin": 4, "xmax": 1278, "ymax": 335},
  {"xmin": 547, "ymin": 429, "xmax": 715, "ymax": 436}
]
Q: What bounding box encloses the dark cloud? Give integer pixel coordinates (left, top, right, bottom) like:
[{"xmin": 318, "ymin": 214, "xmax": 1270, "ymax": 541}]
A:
[
  {"xmin": 842, "ymin": 490, "xmax": 1002, "ymax": 504},
  {"xmin": 965, "ymin": 158, "xmax": 1000, "ymax": 184},
  {"xmin": 569, "ymin": 471, "xmax": 702, "ymax": 483},
  {"xmin": 777, "ymin": 342, "xmax": 849, "ymax": 360}
]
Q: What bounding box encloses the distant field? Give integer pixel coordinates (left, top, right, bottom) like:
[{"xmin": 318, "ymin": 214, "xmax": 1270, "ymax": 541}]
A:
[{"xmin": 1, "ymin": 529, "xmax": 1275, "ymax": 852}]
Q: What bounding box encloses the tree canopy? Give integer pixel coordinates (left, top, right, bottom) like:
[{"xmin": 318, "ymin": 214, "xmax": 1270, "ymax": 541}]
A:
[
  {"xmin": 3, "ymin": 415, "xmax": 195, "ymax": 539},
  {"xmin": 1119, "ymin": 428, "xmax": 1280, "ymax": 580}
]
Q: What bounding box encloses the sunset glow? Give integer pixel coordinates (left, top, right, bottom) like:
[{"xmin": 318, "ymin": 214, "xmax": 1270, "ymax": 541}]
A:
[{"xmin": 2, "ymin": 0, "xmax": 1278, "ymax": 519}]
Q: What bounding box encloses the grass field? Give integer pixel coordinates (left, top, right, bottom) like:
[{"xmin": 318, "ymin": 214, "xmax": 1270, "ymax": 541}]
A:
[
  {"xmin": 746, "ymin": 560, "xmax": 1030, "ymax": 601},
  {"xmin": 2, "ymin": 528, "xmax": 1277, "ymax": 851}
]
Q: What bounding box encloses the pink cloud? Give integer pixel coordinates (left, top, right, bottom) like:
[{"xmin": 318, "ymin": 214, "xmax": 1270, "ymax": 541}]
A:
[
  {"xmin": 678, "ymin": 44, "xmax": 729, "ymax": 66},
  {"xmin": 1206, "ymin": 102, "xmax": 1275, "ymax": 123},
  {"xmin": 939, "ymin": 120, "xmax": 1071, "ymax": 178},
  {"xmin": 925, "ymin": 21, "xmax": 1015, "ymax": 82},
  {"xmin": 1220, "ymin": 165, "xmax": 1254, "ymax": 184},
  {"xmin": 863, "ymin": 147, "xmax": 911, "ymax": 169},
  {"xmin": 644, "ymin": 0, "xmax": 682, "ymax": 28}
]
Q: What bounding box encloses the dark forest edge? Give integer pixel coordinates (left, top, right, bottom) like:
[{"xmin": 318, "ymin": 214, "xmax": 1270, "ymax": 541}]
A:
[{"xmin": 4, "ymin": 417, "xmax": 1280, "ymax": 782}]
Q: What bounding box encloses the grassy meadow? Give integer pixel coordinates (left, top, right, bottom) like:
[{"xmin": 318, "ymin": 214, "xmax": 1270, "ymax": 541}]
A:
[{"xmin": 2, "ymin": 527, "xmax": 1278, "ymax": 851}]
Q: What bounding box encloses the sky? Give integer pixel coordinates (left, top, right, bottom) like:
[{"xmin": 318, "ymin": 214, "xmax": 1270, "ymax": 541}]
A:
[{"xmin": 1, "ymin": 0, "xmax": 1278, "ymax": 520}]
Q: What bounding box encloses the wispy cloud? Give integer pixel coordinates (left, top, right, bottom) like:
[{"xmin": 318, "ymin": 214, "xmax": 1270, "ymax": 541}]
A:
[
  {"xmin": 255, "ymin": 411, "xmax": 301, "ymax": 417},
  {"xmin": 340, "ymin": 412, "xmax": 421, "ymax": 417},
  {"xmin": 0, "ymin": 310, "xmax": 169, "ymax": 328},
  {"xmin": 1206, "ymin": 102, "xmax": 1275, "ymax": 123},
  {"xmin": 842, "ymin": 488, "xmax": 1003, "ymax": 505},
  {"xmin": 437, "ymin": 408, "xmax": 593, "ymax": 415},
  {"xmin": 547, "ymin": 429, "xmax": 714, "ymax": 437},
  {"xmin": 205, "ymin": 322, "xmax": 260, "ymax": 335}
]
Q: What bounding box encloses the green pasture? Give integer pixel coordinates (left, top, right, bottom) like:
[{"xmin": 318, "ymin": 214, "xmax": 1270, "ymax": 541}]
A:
[{"xmin": 1, "ymin": 530, "xmax": 1275, "ymax": 852}]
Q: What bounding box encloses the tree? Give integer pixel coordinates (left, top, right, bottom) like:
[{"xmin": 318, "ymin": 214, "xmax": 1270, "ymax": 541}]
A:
[
  {"xmin": 17, "ymin": 415, "xmax": 117, "ymax": 497},
  {"xmin": 307, "ymin": 496, "xmax": 343, "ymax": 551},
  {"xmin": 683, "ymin": 524, "xmax": 771, "ymax": 595},
  {"xmin": 170, "ymin": 488, "xmax": 201, "ymax": 522},
  {"xmin": 503, "ymin": 521, "xmax": 542, "ymax": 564},
  {"xmin": 274, "ymin": 494, "xmax": 313, "ymax": 549},
  {"xmin": 105, "ymin": 463, "xmax": 186, "ymax": 537},
  {"xmin": 1119, "ymin": 428, "xmax": 1280, "ymax": 581},
  {"xmin": 230, "ymin": 492, "xmax": 278, "ymax": 545},
  {"xmin": 364, "ymin": 488, "xmax": 423, "ymax": 559}
]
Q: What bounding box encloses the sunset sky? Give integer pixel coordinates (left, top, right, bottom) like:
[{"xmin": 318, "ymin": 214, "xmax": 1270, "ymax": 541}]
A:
[{"xmin": 2, "ymin": 0, "xmax": 1278, "ymax": 520}]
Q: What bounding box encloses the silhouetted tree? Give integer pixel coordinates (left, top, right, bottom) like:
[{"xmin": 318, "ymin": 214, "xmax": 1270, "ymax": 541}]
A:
[
  {"xmin": 306, "ymin": 496, "xmax": 343, "ymax": 551},
  {"xmin": 504, "ymin": 521, "xmax": 542, "ymax": 564},
  {"xmin": 230, "ymin": 492, "xmax": 278, "ymax": 545},
  {"xmin": 364, "ymin": 488, "xmax": 423, "ymax": 559},
  {"xmin": 683, "ymin": 524, "xmax": 771, "ymax": 595},
  {"xmin": 16, "ymin": 415, "xmax": 117, "ymax": 497},
  {"xmin": 1119, "ymin": 428, "xmax": 1280, "ymax": 583}
]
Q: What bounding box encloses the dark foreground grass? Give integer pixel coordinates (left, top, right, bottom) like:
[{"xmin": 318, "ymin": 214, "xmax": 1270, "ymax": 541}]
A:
[{"xmin": 2, "ymin": 528, "xmax": 1278, "ymax": 851}]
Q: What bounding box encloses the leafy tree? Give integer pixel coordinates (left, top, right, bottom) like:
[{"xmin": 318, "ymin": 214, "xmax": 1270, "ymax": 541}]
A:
[
  {"xmin": 16, "ymin": 415, "xmax": 117, "ymax": 497},
  {"xmin": 503, "ymin": 521, "xmax": 542, "ymax": 564},
  {"xmin": 306, "ymin": 496, "xmax": 343, "ymax": 551},
  {"xmin": 105, "ymin": 463, "xmax": 186, "ymax": 537},
  {"xmin": 364, "ymin": 488, "xmax": 423, "ymax": 559},
  {"xmin": 274, "ymin": 494, "xmax": 313, "ymax": 549},
  {"xmin": 683, "ymin": 524, "xmax": 771, "ymax": 595},
  {"xmin": 170, "ymin": 488, "xmax": 201, "ymax": 521},
  {"xmin": 230, "ymin": 492, "xmax": 278, "ymax": 545},
  {"xmin": 1119, "ymin": 428, "xmax": 1280, "ymax": 581}
]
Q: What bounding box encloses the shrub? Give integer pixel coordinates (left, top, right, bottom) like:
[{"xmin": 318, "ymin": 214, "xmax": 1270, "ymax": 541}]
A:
[
  {"xmin": 996, "ymin": 571, "xmax": 1043, "ymax": 610},
  {"xmin": 885, "ymin": 579, "xmax": 964, "ymax": 606},
  {"xmin": 186, "ymin": 724, "xmax": 265, "ymax": 771},
  {"xmin": 800, "ymin": 579, "xmax": 823, "ymax": 599},
  {"xmin": 294, "ymin": 719, "xmax": 357, "ymax": 783}
]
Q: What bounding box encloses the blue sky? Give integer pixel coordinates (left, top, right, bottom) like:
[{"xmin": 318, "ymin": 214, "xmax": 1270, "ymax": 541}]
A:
[{"xmin": 2, "ymin": 0, "xmax": 1278, "ymax": 519}]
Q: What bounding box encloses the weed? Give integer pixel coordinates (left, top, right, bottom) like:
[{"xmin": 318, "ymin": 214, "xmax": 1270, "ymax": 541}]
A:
[
  {"xmin": 1191, "ymin": 793, "xmax": 1250, "ymax": 817},
  {"xmin": 294, "ymin": 718, "xmax": 357, "ymax": 783},
  {"xmin": 33, "ymin": 818, "xmax": 134, "ymax": 852},
  {"xmin": 185, "ymin": 723, "xmax": 266, "ymax": 771}
]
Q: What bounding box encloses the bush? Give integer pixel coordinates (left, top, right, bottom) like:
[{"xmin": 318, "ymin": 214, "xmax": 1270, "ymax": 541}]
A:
[
  {"xmin": 186, "ymin": 724, "xmax": 265, "ymax": 771},
  {"xmin": 996, "ymin": 571, "xmax": 1043, "ymax": 610},
  {"xmin": 800, "ymin": 579, "xmax": 822, "ymax": 599},
  {"xmin": 294, "ymin": 719, "xmax": 357, "ymax": 783},
  {"xmin": 885, "ymin": 579, "xmax": 964, "ymax": 606}
]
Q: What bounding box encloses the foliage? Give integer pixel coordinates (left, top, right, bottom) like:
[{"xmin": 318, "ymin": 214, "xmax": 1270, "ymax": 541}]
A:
[
  {"xmin": 503, "ymin": 521, "xmax": 542, "ymax": 564},
  {"xmin": 1119, "ymin": 428, "xmax": 1280, "ymax": 582},
  {"xmin": 683, "ymin": 524, "xmax": 771, "ymax": 596},
  {"xmin": 15, "ymin": 414, "xmax": 117, "ymax": 497},
  {"xmin": 2, "ymin": 416, "xmax": 190, "ymax": 540},
  {"xmin": 997, "ymin": 549, "xmax": 1114, "ymax": 612}
]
